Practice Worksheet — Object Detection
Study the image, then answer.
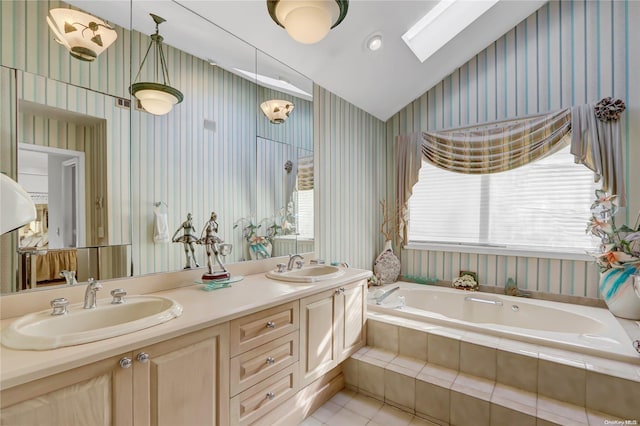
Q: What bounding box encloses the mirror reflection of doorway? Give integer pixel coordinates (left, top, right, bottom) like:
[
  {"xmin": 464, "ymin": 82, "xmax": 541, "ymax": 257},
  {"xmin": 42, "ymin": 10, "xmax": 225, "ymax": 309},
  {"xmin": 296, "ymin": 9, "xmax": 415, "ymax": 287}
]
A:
[{"xmin": 18, "ymin": 143, "xmax": 86, "ymax": 249}]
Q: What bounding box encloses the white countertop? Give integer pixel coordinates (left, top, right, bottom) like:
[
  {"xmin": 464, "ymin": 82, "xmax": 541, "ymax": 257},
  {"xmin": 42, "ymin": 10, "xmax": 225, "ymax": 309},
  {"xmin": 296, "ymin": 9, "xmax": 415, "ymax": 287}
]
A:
[{"xmin": 0, "ymin": 266, "xmax": 371, "ymax": 390}]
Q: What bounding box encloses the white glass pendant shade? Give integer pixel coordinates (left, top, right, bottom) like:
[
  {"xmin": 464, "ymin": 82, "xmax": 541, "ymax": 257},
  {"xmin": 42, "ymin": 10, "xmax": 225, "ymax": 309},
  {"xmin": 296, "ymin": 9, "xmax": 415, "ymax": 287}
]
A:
[
  {"xmin": 131, "ymin": 83, "xmax": 183, "ymax": 116},
  {"xmin": 261, "ymin": 100, "xmax": 295, "ymax": 124},
  {"xmin": 269, "ymin": 1, "xmax": 348, "ymax": 44},
  {"xmin": 47, "ymin": 8, "xmax": 117, "ymax": 62},
  {"xmin": 1, "ymin": 174, "xmax": 36, "ymax": 235}
]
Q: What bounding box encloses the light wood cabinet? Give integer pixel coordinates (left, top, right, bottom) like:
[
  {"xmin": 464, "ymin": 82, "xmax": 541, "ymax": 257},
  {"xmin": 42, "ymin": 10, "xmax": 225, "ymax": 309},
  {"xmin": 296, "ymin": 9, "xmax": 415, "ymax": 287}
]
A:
[
  {"xmin": 133, "ymin": 324, "xmax": 229, "ymax": 426},
  {"xmin": 0, "ymin": 277, "xmax": 367, "ymax": 426},
  {"xmin": 1, "ymin": 353, "xmax": 133, "ymax": 426},
  {"xmin": 0, "ymin": 323, "xmax": 229, "ymax": 426},
  {"xmin": 299, "ymin": 279, "xmax": 366, "ymax": 387}
]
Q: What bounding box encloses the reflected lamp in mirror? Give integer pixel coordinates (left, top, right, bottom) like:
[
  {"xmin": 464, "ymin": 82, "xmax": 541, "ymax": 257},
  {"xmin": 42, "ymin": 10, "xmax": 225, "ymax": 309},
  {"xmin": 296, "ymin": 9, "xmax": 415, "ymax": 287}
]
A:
[
  {"xmin": 46, "ymin": 8, "xmax": 118, "ymax": 62},
  {"xmin": 261, "ymin": 100, "xmax": 295, "ymax": 124},
  {"xmin": 0, "ymin": 174, "xmax": 36, "ymax": 235},
  {"xmin": 267, "ymin": 0, "xmax": 349, "ymax": 44},
  {"xmin": 130, "ymin": 14, "xmax": 184, "ymax": 116}
]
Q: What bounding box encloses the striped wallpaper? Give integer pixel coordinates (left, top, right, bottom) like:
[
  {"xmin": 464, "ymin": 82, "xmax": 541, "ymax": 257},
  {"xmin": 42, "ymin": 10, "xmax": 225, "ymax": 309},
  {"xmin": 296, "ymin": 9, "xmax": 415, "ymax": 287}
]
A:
[
  {"xmin": 314, "ymin": 85, "xmax": 387, "ymax": 269},
  {"xmin": 386, "ymin": 0, "xmax": 640, "ymax": 298}
]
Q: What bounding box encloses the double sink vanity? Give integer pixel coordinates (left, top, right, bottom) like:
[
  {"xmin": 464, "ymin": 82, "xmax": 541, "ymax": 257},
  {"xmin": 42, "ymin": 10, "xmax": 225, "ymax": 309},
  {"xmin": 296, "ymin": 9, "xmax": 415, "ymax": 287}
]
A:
[{"xmin": 0, "ymin": 257, "xmax": 370, "ymax": 425}]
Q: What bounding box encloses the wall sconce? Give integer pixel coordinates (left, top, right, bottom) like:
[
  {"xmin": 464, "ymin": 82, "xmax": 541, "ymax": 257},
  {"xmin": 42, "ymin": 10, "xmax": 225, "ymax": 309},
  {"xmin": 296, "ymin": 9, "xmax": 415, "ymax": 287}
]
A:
[
  {"xmin": 46, "ymin": 8, "xmax": 118, "ymax": 62},
  {"xmin": 261, "ymin": 100, "xmax": 294, "ymax": 124},
  {"xmin": 0, "ymin": 174, "xmax": 36, "ymax": 235},
  {"xmin": 130, "ymin": 14, "xmax": 183, "ymax": 116},
  {"xmin": 267, "ymin": 0, "xmax": 349, "ymax": 44}
]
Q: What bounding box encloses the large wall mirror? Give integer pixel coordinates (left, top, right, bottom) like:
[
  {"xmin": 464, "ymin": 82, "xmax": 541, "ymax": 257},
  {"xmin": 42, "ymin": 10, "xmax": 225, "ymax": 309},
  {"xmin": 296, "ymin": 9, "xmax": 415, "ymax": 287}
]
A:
[{"xmin": 1, "ymin": 0, "xmax": 314, "ymax": 294}]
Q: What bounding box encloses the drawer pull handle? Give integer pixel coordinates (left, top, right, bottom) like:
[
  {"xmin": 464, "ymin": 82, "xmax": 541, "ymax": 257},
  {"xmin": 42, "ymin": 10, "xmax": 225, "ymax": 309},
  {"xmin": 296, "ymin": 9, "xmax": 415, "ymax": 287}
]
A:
[
  {"xmin": 266, "ymin": 321, "xmax": 276, "ymax": 329},
  {"xmin": 266, "ymin": 356, "xmax": 276, "ymax": 365},
  {"xmin": 119, "ymin": 357, "xmax": 132, "ymax": 369},
  {"xmin": 266, "ymin": 391, "xmax": 276, "ymax": 400}
]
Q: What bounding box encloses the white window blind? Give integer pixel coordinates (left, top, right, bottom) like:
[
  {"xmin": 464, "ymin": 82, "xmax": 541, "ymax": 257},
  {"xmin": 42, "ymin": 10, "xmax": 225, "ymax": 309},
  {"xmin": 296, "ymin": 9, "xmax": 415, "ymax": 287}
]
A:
[
  {"xmin": 408, "ymin": 145, "xmax": 600, "ymax": 252},
  {"xmin": 296, "ymin": 189, "xmax": 314, "ymax": 239}
]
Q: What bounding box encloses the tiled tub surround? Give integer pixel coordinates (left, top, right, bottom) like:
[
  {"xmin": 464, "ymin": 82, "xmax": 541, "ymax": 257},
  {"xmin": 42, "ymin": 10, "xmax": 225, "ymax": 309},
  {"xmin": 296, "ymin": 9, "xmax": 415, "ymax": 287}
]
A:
[
  {"xmin": 348, "ymin": 311, "xmax": 640, "ymax": 425},
  {"xmin": 369, "ymin": 283, "xmax": 640, "ymax": 362}
]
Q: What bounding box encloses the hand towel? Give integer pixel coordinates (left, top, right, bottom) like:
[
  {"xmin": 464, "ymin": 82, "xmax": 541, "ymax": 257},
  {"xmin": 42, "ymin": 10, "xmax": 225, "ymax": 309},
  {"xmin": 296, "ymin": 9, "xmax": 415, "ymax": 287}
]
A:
[{"xmin": 154, "ymin": 210, "xmax": 170, "ymax": 243}]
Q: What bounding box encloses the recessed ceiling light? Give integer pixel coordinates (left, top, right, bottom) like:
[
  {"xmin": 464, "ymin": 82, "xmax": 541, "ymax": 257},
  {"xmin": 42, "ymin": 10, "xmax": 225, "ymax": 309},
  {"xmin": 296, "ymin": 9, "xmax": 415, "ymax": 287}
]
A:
[
  {"xmin": 367, "ymin": 34, "xmax": 383, "ymax": 51},
  {"xmin": 402, "ymin": 0, "xmax": 499, "ymax": 63}
]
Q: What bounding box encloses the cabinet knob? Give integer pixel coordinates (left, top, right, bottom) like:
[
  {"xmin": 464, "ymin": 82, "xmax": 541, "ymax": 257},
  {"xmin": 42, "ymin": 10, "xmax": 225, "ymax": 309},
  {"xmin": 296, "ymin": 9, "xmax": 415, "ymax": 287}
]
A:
[
  {"xmin": 266, "ymin": 391, "xmax": 276, "ymax": 400},
  {"xmin": 136, "ymin": 352, "xmax": 150, "ymax": 363},
  {"xmin": 119, "ymin": 357, "xmax": 132, "ymax": 369},
  {"xmin": 266, "ymin": 356, "xmax": 275, "ymax": 365},
  {"xmin": 335, "ymin": 289, "xmax": 341, "ymax": 295},
  {"xmin": 266, "ymin": 321, "xmax": 276, "ymax": 329},
  {"xmin": 340, "ymin": 287, "xmax": 345, "ymax": 293}
]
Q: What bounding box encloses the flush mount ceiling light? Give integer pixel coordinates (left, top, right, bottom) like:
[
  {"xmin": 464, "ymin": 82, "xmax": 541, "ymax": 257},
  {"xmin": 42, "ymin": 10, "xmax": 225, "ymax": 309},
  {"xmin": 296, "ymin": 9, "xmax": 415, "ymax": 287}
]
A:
[
  {"xmin": 130, "ymin": 14, "xmax": 183, "ymax": 116},
  {"xmin": 402, "ymin": 0, "xmax": 499, "ymax": 63},
  {"xmin": 46, "ymin": 8, "xmax": 118, "ymax": 62},
  {"xmin": 261, "ymin": 100, "xmax": 295, "ymax": 124},
  {"xmin": 267, "ymin": 0, "xmax": 349, "ymax": 44}
]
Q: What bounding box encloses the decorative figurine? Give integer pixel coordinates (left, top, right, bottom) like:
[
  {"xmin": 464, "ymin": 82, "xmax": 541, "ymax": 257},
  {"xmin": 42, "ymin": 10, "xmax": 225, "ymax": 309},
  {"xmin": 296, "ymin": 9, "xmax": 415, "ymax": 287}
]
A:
[
  {"xmin": 172, "ymin": 213, "xmax": 199, "ymax": 269},
  {"xmin": 198, "ymin": 211, "xmax": 231, "ymax": 280}
]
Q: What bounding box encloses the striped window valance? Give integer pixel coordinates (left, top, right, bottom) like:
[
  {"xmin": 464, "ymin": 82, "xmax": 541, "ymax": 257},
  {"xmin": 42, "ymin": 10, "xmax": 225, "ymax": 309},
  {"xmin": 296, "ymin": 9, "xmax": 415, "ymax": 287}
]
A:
[
  {"xmin": 297, "ymin": 155, "xmax": 314, "ymax": 190},
  {"xmin": 421, "ymin": 108, "xmax": 572, "ymax": 174}
]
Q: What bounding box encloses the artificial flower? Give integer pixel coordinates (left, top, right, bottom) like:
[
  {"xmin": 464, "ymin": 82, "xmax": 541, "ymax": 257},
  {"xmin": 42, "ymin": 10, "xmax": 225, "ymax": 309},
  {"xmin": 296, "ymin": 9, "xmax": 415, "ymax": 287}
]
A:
[{"xmin": 586, "ymin": 191, "xmax": 640, "ymax": 272}]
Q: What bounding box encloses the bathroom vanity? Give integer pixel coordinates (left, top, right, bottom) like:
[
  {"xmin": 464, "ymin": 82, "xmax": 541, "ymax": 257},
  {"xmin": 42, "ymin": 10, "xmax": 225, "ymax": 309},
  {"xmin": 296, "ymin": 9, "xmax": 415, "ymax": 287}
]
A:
[{"xmin": 0, "ymin": 261, "xmax": 369, "ymax": 425}]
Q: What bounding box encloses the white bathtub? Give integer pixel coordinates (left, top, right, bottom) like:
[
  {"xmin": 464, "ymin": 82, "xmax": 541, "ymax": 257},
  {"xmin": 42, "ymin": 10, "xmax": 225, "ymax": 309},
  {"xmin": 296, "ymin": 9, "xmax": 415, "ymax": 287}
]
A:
[{"xmin": 368, "ymin": 282, "xmax": 640, "ymax": 363}]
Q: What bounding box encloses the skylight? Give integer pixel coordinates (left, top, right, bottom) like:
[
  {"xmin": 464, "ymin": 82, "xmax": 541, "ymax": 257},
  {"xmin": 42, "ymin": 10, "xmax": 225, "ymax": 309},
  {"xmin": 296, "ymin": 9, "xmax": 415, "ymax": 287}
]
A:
[
  {"xmin": 233, "ymin": 68, "xmax": 312, "ymax": 99},
  {"xmin": 402, "ymin": 0, "xmax": 499, "ymax": 63}
]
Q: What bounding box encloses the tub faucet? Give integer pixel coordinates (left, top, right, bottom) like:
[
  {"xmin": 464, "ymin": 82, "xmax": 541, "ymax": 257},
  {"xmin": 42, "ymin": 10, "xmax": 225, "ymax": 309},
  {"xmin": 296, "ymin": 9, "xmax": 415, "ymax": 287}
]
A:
[
  {"xmin": 287, "ymin": 254, "xmax": 304, "ymax": 271},
  {"xmin": 505, "ymin": 278, "xmax": 531, "ymax": 297},
  {"xmin": 83, "ymin": 278, "xmax": 103, "ymax": 309},
  {"xmin": 376, "ymin": 286, "xmax": 400, "ymax": 305}
]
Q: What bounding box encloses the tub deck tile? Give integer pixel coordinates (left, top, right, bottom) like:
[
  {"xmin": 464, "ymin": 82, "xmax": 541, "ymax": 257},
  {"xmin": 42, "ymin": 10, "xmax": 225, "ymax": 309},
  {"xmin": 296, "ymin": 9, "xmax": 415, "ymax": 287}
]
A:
[
  {"xmin": 537, "ymin": 396, "xmax": 588, "ymax": 425},
  {"xmin": 451, "ymin": 372, "xmax": 494, "ymax": 402},
  {"xmin": 491, "ymin": 383, "xmax": 537, "ymax": 416}
]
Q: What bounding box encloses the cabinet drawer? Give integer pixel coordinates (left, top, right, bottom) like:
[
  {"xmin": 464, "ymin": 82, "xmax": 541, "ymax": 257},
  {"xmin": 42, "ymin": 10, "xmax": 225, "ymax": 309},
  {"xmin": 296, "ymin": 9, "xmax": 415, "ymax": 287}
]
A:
[
  {"xmin": 230, "ymin": 331, "xmax": 299, "ymax": 396},
  {"xmin": 230, "ymin": 301, "xmax": 299, "ymax": 356},
  {"xmin": 230, "ymin": 363, "xmax": 298, "ymax": 426}
]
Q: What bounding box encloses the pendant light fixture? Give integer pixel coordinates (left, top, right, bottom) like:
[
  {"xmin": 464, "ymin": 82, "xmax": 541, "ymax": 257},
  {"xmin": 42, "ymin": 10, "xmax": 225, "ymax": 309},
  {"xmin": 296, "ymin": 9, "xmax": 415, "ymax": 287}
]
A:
[
  {"xmin": 130, "ymin": 14, "xmax": 183, "ymax": 116},
  {"xmin": 267, "ymin": 0, "xmax": 349, "ymax": 44},
  {"xmin": 261, "ymin": 100, "xmax": 295, "ymax": 124},
  {"xmin": 46, "ymin": 8, "xmax": 118, "ymax": 62}
]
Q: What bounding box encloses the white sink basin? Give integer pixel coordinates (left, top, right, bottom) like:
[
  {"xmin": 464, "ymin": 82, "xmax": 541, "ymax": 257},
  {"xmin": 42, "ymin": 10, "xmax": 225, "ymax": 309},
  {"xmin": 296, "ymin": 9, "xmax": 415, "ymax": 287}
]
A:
[
  {"xmin": 266, "ymin": 265, "xmax": 345, "ymax": 283},
  {"xmin": 1, "ymin": 296, "xmax": 183, "ymax": 350}
]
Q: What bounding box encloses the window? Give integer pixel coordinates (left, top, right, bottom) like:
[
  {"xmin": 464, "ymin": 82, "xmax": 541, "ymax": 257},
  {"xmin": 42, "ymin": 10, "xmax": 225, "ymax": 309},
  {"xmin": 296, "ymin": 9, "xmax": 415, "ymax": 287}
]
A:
[
  {"xmin": 296, "ymin": 188, "xmax": 314, "ymax": 239},
  {"xmin": 408, "ymin": 145, "xmax": 599, "ymax": 252}
]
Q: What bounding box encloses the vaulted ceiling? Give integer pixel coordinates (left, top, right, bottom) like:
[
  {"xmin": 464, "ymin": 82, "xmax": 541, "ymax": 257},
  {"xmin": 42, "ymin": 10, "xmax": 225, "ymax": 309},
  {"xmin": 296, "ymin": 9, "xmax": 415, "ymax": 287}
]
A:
[{"xmin": 73, "ymin": 0, "xmax": 548, "ymax": 121}]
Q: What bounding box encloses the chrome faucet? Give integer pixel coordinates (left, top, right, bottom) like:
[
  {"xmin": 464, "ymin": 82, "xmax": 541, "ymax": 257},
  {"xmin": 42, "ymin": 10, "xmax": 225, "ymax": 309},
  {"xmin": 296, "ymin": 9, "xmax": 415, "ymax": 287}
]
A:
[
  {"xmin": 83, "ymin": 278, "xmax": 103, "ymax": 309},
  {"xmin": 287, "ymin": 254, "xmax": 304, "ymax": 271},
  {"xmin": 375, "ymin": 286, "xmax": 400, "ymax": 305},
  {"xmin": 60, "ymin": 270, "xmax": 77, "ymax": 286}
]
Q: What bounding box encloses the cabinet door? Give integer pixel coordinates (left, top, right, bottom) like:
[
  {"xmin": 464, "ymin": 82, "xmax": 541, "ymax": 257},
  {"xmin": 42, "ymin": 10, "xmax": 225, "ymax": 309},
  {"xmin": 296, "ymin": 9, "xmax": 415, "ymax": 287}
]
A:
[
  {"xmin": 133, "ymin": 323, "xmax": 230, "ymax": 426},
  {"xmin": 335, "ymin": 279, "xmax": 367, "ymax": 362},
  {"xmin": 299, "ymin": 289, "xmax": 338, "ymax": 387},
  {"xmin": 1, "ymin": 353, "xmax": 133, "ymax": 426}
]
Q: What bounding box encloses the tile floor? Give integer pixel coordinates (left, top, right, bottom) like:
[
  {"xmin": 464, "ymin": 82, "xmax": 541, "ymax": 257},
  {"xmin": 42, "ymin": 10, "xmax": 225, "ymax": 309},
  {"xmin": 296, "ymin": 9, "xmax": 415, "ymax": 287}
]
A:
[{"xmin": 298, "ymin": 388, "xmax": 438, "ymax": 426}]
